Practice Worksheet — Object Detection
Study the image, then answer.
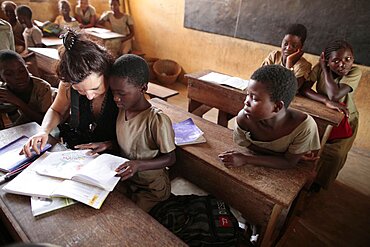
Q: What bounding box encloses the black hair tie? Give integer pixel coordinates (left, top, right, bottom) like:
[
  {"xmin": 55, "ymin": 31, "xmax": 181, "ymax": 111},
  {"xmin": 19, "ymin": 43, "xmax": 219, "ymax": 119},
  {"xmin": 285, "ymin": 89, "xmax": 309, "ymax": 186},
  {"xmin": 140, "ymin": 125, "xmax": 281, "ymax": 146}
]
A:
[{"xmin": 60, "ymin": 28, "xmax": 78, "ymax": 51}]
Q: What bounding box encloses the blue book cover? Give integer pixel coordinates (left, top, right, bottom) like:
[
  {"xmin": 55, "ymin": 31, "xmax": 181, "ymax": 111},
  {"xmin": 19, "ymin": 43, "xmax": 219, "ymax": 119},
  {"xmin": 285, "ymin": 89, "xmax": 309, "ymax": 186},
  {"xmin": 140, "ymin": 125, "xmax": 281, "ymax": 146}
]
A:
[
  {"xmin": 0, "ymin": 135, "xmax": 52, "ymax": 173},
  {"xmin": 172, "ymin": 118, "xmax": 206, "ymax": 146}
]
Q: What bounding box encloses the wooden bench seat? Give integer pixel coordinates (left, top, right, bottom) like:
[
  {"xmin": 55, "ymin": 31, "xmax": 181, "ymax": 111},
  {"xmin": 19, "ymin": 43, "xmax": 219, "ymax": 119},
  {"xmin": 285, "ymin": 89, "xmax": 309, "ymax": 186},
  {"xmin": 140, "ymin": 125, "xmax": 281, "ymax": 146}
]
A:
[{"xmin": 146, "ymin": 82, "xmax": 179, "ymax": 101}]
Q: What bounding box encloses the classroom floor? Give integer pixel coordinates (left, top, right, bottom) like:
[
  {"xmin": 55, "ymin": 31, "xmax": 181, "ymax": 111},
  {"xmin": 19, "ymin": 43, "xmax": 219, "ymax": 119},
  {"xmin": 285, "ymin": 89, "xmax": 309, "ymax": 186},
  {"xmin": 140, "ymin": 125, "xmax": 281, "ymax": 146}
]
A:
[{"xmin": 162, "ymin": 81, "xmax": 370, "ymax": 247}]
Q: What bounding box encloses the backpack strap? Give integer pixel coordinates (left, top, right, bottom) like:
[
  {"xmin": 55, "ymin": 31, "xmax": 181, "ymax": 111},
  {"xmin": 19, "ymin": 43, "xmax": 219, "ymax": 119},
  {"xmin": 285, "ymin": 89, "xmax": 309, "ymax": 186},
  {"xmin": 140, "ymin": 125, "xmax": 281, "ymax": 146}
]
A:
[{"xmin": 69, "ymin": 88, "xmax": 80, "ymax": 129}]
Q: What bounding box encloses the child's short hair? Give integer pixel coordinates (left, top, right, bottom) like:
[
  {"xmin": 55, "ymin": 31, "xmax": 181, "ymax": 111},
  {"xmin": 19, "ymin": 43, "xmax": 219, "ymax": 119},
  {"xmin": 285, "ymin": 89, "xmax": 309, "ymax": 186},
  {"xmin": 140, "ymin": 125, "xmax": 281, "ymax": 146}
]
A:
[
  {"xmin": 110, "ymin": 54, "xmax": 149, "ymax": 87},
  {"xmin": 0, "ymin": 49, "xmax": 24, "ymax": 64},
  {"xmin": 285, "ymin": 23, "xmax": 307, "ymax": 44},
  {"xmin": 251, "ymin": 64, "xmax": 297, "ymax": 108},
  {"xmin": 58, "ymin": 0, "xmax": 70, "ymax": 10},
  {"xmin": 15, "ymin": 5, "xmax": 32, "ymax": 19},
  {"xmin": 324, "ymin": 40, "xmax": 354, "ymax": 61},
  {"xmin": 57, "ymin": 30, "xmax": 114, "ymax": 83},
  {"xmin": 1, "ymin": 1, "xmax": 17, "ymax": 11}
]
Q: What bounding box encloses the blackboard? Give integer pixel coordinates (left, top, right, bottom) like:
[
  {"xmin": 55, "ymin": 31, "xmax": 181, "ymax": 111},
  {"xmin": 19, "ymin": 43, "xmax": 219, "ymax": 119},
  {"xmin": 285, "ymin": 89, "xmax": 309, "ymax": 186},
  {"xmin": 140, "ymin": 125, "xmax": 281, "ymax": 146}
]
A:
[{"xmin": 184, "ymin": 0, "xmax": 370, "ymax": 66}]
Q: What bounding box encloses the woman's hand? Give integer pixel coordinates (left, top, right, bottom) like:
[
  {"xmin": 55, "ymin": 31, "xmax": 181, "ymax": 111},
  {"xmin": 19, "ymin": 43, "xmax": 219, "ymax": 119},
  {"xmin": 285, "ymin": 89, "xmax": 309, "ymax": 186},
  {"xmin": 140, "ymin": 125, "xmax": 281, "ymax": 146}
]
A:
[
  {"xmin": 115, "ymin": 160, "xmax": 139, "ymax": 180},
  {"xmin": 74, "ymin": 141, "xmax": 112, "ymax": 155},
  {"xmin": 21, "ymin": 131, "xmax": 49, "ymax": 157}
]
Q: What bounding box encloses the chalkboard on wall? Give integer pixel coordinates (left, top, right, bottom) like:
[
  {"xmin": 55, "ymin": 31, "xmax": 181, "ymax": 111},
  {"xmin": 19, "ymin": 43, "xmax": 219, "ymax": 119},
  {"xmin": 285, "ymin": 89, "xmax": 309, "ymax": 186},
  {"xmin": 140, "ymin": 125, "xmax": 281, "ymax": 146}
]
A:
[{"xmin": 184, "ymin": 0, "xmax": 370, "ymax": 66}]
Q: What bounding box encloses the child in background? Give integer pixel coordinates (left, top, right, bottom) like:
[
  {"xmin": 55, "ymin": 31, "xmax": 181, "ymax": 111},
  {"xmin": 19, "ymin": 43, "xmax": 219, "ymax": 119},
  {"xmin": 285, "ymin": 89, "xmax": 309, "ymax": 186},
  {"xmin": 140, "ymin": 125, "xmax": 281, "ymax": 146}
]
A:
[
  {"xmin": 54, "ymin": 0, "xmax": 80, "ymax": 31},
  {"xmin": 15, "ymin": 5, "xmax": 43, "ymax": 55},
  {"xmin": 262, "ymin": 24, "xmax": 311, "ymax": 90},
  {"xmin": 301, "ymin": 40, "xmax": 362, "ymax": 190},
  {"xmin": 75, "ymin": 0, "xmax": 96, "ymax": 28},
  {"xmin": 109, "ymin": 54, "xmax": 176, "ymax": 212},
  {"xmin": 219, "ymin": 65, "xmax": 320, "ymax": 169},
  {"xmin": 1, "ymin": 1, "xmax": 25, "ymax": 53},
  {"xmin": 97, "ymin": 0, "xmax": 134, "ymax": 56},
  {"xmin": 0, "ymin": 18, "xmax": 15, "ymax": 51},
  {"xmin": 0, "ymin": 50, "xmax": 52, "ymax": 126}
]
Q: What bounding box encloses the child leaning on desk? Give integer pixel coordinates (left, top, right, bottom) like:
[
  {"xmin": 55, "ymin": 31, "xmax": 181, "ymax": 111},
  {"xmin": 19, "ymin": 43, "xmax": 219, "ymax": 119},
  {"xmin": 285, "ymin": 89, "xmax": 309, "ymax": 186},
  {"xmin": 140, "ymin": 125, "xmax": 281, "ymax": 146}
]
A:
[
  {"xmin": 300, "ymin": 40, "xmax": 362, "ymax": 190},
  {"xmin": 97, "ymin": 0, "xmax": 134, "ymax": 56},
  {"xmin": 219, "ymin": 65, "xmax": 320, "ymax": 169},
  {"xmin": 54, "ymin": 0, "xmax": 80, "ymax": 31},
  {"xmin": 106, "ymin": 54, "xmax": 176, "ymax": 212},
  {"xmin": 0, "ymin": 50, "xmax": 52, "ymax": 127},
  {"xmin": 75, "ymin": 0, "xmax": 97, "ymax": 28},
  {"xmin": 262, "ymin": 23, "xmax": 312, "ymax": 91}
]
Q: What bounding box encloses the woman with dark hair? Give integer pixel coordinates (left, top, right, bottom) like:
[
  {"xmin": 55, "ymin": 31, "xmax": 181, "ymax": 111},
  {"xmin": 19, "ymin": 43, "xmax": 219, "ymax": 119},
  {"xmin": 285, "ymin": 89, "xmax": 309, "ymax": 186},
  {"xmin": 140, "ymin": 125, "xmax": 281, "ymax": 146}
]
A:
[{"xmin": 22, "ymin": 30, "xmax": 118, "ymax": 156}]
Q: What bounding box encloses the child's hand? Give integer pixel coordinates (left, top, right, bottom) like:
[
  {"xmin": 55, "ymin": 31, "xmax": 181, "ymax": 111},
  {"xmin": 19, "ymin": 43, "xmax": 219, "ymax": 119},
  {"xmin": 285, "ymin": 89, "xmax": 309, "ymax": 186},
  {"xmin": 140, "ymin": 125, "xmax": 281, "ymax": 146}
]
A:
[
  {"xmin": 319, "ymin": 52, "xmax": 330, "ymax": 73},
  {"xmin": 0, "ymin": 88, "xmax": 21, "ymax": 106},
  {"xmin": 115, "ymin": 160, "xmax": 138, "ymax": 180},
  {"xmin": 218, "ymin": 150, "xmax": 247, "ymax": 168},
  {"xmin": 74, "ymin": 141, "xmax": 112, "ymax": 155},
  {"xmin": 286, "ymin": 49, "xmax": 304, "ymax": 69},
  {"xmin": 300, "ymin": 151, "xmax": 319, "ymax": 162},
  {"xmin": 325, "ymin": 100, "xmax": 349, "ymax": 117}
]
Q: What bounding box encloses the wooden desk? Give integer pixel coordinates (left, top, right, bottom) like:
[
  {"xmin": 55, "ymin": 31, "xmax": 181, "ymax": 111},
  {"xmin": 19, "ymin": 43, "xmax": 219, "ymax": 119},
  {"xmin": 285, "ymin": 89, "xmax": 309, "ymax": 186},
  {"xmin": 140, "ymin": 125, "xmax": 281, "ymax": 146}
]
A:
[
  {"xmin": 84, "ymin": 27, "xmax": 125, "ymax": 40},
  {"xmin": 186, "ymin": 70, "xmax": 343, "ymax": 141},
  {"xmin": 41, "ymin": 37, "xmax": 63, "ymax": 48},
  {"xmin": 151, "ymin": 98, "xmax": 314, "ymax": 247},
  {"xmin": 0, "ymin": 123, "xmax": 185, "ymax": 246}
]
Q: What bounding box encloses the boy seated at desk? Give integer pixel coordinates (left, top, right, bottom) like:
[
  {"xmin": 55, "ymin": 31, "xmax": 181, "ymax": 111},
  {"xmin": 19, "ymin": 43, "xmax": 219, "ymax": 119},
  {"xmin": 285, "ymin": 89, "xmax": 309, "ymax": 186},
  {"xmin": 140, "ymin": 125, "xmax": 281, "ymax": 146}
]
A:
[
  {"xmin": 54, "ymin": 0, "xmax": 80, "ymax": 31},
  {"xmin": 0, "ymin": 50, "xmax": 52, "ymax": 127},
  {"xmin": 106, "ymin": 54, "xmax": 176, "ymax": 212},
  {"xmin": 219, "ymin": 65, "xmax": 320, "ymax": 169},
  {"xmin": 262, "ymin": 23, "xmax": 312, "ymax": 91},
  {"xmin": 75, "ymin": 0, "xmax": 96, "ymax": 28}
]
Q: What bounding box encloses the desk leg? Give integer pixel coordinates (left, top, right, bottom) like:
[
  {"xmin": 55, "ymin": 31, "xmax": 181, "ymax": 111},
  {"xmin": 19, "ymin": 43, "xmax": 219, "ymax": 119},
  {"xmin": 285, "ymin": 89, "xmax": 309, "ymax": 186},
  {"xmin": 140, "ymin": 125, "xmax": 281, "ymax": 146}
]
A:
[
  {"xmin": 188, "ymin": 99, "xmax": 212, "ymax": 117},
  {"xmin": 260, "ymin": 204, "xmax": 283, "ymax": 247},
  {"xmin": 217, "ymin": 110, "xmax": 234, "ymax": 127}
]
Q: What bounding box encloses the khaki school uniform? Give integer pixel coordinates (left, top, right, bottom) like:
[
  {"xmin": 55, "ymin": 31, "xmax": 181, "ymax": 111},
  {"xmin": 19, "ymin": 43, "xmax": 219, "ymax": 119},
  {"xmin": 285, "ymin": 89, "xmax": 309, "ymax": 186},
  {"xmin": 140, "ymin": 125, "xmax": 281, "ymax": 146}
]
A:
[
  {"xmin": 233, "ymin": 114, "xmax": 320, "ymax": 155},
  {"xmin": 308, "ymin": 64, "xmax": 362, "ymax": 188},
  {"xmin": 116, "ymin": 106, "xmax": 176, "ymax": 212},
  {"xmin": 262, "ymin": 50, "xmax": 312, "ymax": 80},
  {"xmin": 75, "ymin": 5, "xmax": 96, "ymax": 25}
]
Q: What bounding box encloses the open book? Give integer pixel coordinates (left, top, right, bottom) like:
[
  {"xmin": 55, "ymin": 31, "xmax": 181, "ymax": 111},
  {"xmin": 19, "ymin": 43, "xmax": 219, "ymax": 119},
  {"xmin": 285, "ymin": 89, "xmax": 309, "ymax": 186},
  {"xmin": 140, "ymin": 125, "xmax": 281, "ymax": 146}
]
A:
[
  {"xmin": 199, "ymin": 72, "xmax": 249, "ymax": 90},
  {"xmin": 172, "ymin": 118, "xmax": 206, "ymax": 146},
  {"xmin": 3, "ymin": 150, "xmax": 128, "ymax": 209}
]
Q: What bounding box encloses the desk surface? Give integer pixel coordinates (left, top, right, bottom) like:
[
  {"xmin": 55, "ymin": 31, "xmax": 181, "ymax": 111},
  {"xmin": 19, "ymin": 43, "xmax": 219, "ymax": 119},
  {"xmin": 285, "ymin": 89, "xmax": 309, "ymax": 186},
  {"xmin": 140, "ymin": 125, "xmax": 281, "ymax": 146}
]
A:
[
  {"xmin": 84, "ymin": 27, "xmax": 125, "ymax": 40},
  {"xmin": 41, "ymin": 37, "xmax": 63, "ymax": 47},
  {"xmin": 0, "ymin": 123, "xmax": 185, "ymax": 246},
  {"xmin": 151, "ymin": 98, "xmax": 312, "ymax": 208},
  {"xmin": 28, "ymin": 47, "xmax": 59, "ymax": 60},
  {"xmin": 186, "ymin": 70, "xmax": 343, "ymax": 127}
]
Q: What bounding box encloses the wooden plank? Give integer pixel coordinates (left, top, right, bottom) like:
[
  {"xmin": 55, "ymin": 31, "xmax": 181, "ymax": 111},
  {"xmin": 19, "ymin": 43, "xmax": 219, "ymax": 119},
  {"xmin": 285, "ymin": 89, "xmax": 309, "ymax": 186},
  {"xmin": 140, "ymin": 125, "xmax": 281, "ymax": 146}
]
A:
[{"xmin": 146, "ymin": 83, "xmax": 179, "ymax": 101}]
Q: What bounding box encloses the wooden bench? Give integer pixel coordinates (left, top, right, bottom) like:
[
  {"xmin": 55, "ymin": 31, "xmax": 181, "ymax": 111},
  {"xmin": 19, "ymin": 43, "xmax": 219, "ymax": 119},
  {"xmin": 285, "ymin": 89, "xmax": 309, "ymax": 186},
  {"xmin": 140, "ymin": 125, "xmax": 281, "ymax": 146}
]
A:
[
  {"xmin": 151, "ymin": 98, "xmax": 315, "ymax": 247},
  {"xmin": 146, "ymin": 82, "xmax": 179, "ymax": 101}
]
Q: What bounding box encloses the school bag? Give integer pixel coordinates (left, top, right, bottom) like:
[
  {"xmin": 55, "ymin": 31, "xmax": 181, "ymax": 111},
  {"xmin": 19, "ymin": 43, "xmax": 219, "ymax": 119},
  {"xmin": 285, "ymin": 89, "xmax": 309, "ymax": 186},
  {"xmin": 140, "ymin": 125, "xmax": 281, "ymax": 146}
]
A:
[{"xmin": 150, "ymin": 194, "xmax": 249, "ymax": 247}]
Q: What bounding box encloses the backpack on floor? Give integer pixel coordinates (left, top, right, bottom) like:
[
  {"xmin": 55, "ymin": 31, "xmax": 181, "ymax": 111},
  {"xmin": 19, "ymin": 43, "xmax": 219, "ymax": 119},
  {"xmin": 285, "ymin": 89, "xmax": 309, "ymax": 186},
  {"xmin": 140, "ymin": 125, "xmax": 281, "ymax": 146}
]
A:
[{"xmin": 150, "ymin": 194, "xmax": 246, "ymax": 247}]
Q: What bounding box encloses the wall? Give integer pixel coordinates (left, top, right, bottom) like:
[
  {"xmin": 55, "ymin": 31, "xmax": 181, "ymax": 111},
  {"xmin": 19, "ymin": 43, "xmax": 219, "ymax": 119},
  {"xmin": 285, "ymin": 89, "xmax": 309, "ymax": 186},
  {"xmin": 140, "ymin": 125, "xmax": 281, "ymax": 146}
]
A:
[{"xmin": 128, "ymin": 0, "xmax": 369, "ymax": 151}]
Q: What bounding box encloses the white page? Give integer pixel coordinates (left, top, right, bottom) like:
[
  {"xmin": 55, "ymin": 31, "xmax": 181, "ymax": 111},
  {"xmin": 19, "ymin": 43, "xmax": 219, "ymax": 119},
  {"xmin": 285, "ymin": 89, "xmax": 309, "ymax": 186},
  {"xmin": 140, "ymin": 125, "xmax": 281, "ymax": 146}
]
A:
[
  {"xmin": 222, "ymin": 77, "xmax": 249, "ymax": 90},
  {"xmin": 35, "ymin": 150, "xmax": 97, "ymax": 180},
  {"xmin": 73, "ymin": 154, "xmax": 128, "ymax": 191},
  {"xmin": 52, "ymin": 180, "xmax": 110, "ymax": 209},
  {"xmin": 199, "ymin": 72, "xmax": 231, "ymax": 84}
]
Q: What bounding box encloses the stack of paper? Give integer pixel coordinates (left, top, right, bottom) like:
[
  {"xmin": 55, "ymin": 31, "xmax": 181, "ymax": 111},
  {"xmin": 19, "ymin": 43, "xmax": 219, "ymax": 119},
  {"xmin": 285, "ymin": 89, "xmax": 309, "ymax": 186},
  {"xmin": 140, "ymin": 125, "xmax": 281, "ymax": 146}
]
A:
[
  {"xmin": 199, "ymin": 72, "xmax": 249, "ymax": 90},
  {"xmin": 3, "ymin": 150, "xmax": 129, "ymax": 213},
  {"xmin": 172, "ymin": 118, "xmax": 206, "ymax": 146}
]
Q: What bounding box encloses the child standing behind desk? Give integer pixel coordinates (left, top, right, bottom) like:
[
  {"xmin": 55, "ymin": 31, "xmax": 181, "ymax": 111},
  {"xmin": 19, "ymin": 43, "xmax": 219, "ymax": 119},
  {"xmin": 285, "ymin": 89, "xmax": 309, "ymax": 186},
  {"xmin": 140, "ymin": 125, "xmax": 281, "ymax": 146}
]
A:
[
  {"xmin": 262, "ymin": 24, "xmax": 312, "ymax": 90},
  {"xmin": 54, "ymin": 0, "xmax": 80, "ymax": 31},
  {"xmin": 75, "ymin": 0, "xmax": 96, "ymax": 28},
  {"xmin": 0, "ymin": 50, "xmax": 52, "ymax": 126},
  {"xmin": 219, "ymin": 65, "xmax": 320, "ymax": 169},
  {"xmin": 97, "ymin": 0, "xmax": 134, "ymax": 56},
  {"xmin": 108, "ymin": 54, "xmax": 176, "ymax": 212},
  {"xmin": 301, "ymin": 40, "xmax": 362, "ymax": 190}
]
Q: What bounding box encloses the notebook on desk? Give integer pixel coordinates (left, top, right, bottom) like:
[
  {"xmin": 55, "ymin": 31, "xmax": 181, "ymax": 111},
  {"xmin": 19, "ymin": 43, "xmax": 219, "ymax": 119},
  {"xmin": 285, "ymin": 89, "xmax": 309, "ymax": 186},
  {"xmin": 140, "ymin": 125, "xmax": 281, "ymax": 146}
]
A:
[{"xmin": 199, "ymin": 72, "xmax": 249, "ymax": 90}]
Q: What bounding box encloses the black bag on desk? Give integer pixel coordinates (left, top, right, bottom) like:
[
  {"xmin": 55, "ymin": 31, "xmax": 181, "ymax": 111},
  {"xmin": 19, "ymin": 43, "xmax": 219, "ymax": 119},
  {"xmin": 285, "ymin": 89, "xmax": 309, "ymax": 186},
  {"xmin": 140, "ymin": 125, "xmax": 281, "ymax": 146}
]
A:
[{"xmin": 150, "ymin": 194, "xmax": 244, "ymax": 247}]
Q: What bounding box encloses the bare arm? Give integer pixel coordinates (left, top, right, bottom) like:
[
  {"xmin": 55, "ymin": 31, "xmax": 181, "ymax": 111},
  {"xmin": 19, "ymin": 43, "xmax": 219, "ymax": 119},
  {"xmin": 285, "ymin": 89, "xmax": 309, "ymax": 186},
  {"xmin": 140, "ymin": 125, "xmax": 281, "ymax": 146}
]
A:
[
  {"xmin": 122, "ymin": 24, "xmax": 134, "ymax": 42},
  {"xmin": 115, "ymin": 151, "xmax": 176, "ymax": 180}
]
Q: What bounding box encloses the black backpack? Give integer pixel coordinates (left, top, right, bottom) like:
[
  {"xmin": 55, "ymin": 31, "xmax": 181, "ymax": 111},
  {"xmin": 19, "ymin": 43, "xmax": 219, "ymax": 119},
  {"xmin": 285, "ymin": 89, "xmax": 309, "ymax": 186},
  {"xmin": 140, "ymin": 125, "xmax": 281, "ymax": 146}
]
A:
[{"xmin": 150, "ymin": 194, "xmax": 248, "ymax": 247}]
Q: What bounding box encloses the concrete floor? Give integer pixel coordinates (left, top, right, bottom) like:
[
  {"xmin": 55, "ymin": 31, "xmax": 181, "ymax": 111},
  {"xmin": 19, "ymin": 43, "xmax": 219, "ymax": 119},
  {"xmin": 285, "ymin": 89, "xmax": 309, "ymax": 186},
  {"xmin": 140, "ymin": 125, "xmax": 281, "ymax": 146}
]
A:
[{"xmin": 163, "ymin": 81, "xmax": 370, "ymax": 247}]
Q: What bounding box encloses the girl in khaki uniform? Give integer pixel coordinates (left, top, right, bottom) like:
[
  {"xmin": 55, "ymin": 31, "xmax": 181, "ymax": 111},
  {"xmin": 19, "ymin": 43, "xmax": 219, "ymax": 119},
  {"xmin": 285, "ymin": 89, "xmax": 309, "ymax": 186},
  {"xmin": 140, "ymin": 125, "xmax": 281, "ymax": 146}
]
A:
[
  {"xmin": 302, "ymin": 40, "xmax": 362, "ymax": 190},
  {"xmin": 109, "ymin": 54, "xmax": 176, "ymax": 212}
]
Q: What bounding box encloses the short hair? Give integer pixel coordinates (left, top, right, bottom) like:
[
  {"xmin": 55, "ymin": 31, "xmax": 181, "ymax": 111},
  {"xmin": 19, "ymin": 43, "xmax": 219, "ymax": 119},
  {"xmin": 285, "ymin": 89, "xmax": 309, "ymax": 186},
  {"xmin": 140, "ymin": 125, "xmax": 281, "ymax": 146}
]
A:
[
  {"xmin": 251, "ymin": 65, "xmax": 297, "ymax": 108},
  {"xmin": 324, "ymin": 40, "xmax": 354, "ymax": 61},
  {"xmin": 110, "ymin": 54, "xmax": 149, "ymax": 87},
  {"xmin": 56, "ymin": 30, "xmax": 114, "ymax": 83},
  {"xmin": 109, "ymin": 0, "xmax": 120, "ymax": 5},
  {"xmin": 0, "ymin": 49, "xmax": 24, "ymax": 64},
  {"xmin": 1, "ymin": 1, "xmax": 17, "ymax": 11},
  {"xmin": 58, "ymin": 0, "xmax": 71, "ymax": 10},
  {"xmin": 15, "ymin": 5, "xmax": 32, "ymax": 19},
  {"xmin": 285, "ymin": 23, "xmax": 307, "ymax": 44}
]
